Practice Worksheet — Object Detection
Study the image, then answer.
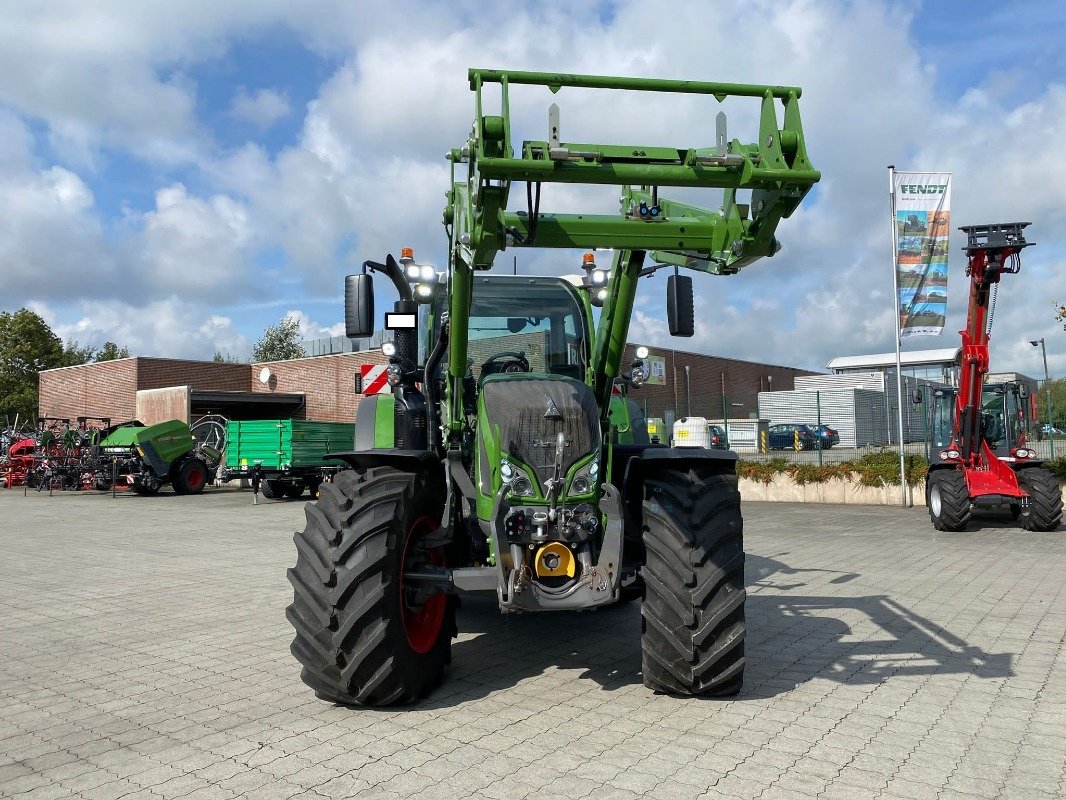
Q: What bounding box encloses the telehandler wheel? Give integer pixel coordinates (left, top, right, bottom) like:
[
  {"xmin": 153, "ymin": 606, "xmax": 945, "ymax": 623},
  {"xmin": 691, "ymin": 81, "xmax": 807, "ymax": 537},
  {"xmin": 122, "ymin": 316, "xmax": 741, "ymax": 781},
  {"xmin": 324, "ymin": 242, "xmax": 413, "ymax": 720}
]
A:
[
  {"xmin": 640, "ymin": 464, "xmax": 745, "ymax": 696},
  {"xmin": 1017, "ymin": 467, "xmax": 1063, "ymax": 532},
  {"xmin": 286, "ymin": 466, "xmax": 455, "ymax": 706},
  {"xmin": 173, "ymin": 458, "xmax": 208, "ymax": 495},
  {"xmin": 926, "ymin": 470, "xmax": 971, "ymax": 531}
]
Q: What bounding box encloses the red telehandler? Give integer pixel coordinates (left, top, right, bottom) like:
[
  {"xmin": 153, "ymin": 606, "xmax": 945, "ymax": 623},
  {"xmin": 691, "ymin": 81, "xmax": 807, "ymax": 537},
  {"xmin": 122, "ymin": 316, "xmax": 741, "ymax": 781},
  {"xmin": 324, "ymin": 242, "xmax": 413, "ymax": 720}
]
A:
[{"xmin": 922, "ymin": 222, "xmax": 1062, "ymax": 531}]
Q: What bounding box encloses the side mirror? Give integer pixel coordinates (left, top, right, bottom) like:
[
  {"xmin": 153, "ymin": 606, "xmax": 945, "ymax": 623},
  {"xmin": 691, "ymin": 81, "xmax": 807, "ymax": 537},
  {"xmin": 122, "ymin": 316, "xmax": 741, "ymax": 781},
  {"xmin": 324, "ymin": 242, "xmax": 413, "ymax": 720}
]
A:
[
  {"xmin": 911, "ymin": 389, "xmax": 923, "ymax": 405},
  {"xmin": 1019, "ymin": 383, "xmax": 1031, "ymax": 400},
  {"xmin": 344, "ymin": 274, "xmax": 375, "ymax": 339},
  {"xmin": 667, "ymin": 274, "xmax": 694, "ymax": 337}
]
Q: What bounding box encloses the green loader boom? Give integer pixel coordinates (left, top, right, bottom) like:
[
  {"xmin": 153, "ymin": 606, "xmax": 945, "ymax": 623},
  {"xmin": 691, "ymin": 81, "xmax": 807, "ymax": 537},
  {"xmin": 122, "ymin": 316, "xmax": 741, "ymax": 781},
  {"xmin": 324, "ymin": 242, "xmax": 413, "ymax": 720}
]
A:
[{"xmin": 443, "ymin": 68, "xmax": 819, "ymax": 433}]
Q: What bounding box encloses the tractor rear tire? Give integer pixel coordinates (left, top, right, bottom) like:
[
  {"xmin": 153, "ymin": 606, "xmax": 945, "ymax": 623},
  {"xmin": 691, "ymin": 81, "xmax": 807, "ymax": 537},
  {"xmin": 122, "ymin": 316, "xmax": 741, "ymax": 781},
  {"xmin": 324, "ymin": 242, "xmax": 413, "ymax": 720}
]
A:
[
  {"xmin": 640, "ymin": 464, "xmax": 745, "ymax": 696},
  {"xmin": 926, "ymin": 469, "xmax": 971, "ymax": 531},
  {"xmin": 173, "ymin": 458, "xmax": 208, "ymax": 495},
  {"xmin": 1017, "ymin": 467, "xmax": 1063, "ymax": 532},
  {"xmin": 286, "ymin": 466, "xmax": 455, "ymax": 706}
]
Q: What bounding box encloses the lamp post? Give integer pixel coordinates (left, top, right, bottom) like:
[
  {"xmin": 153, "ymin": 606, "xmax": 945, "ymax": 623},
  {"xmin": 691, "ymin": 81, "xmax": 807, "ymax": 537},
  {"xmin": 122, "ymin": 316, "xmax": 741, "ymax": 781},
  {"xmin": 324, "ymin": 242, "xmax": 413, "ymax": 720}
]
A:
[
  {"xmin": 684, "ymin": 365, "xmax": 691, "ymax": 417},
  {"xmin": 1030, "ymin": 338, "xmax": 1053, "ymax": 457}
]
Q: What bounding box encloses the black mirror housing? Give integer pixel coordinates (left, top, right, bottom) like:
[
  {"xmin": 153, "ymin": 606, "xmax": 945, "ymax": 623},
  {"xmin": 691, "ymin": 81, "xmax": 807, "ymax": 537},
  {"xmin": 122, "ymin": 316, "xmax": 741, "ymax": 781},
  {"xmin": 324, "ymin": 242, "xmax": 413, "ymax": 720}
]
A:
[
  {"xmin": 1019, "ymin": 383, "xmax": 1031, "ymax": 400},
  {"xmin": 345, "ymin": 274, "xmax": 375, "ymax": 339},
  {"xmin": 667, "ymin": 274, "xmax": 694, "ymax": 337}
]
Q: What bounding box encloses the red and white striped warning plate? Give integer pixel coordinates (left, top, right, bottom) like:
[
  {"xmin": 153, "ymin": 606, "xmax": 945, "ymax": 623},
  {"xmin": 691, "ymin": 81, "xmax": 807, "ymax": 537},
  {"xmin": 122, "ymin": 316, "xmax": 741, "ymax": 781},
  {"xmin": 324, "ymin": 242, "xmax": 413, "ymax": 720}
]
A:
[{"xmin": 359, "ymin": 364, "xmax": 390, "ymax": 395}]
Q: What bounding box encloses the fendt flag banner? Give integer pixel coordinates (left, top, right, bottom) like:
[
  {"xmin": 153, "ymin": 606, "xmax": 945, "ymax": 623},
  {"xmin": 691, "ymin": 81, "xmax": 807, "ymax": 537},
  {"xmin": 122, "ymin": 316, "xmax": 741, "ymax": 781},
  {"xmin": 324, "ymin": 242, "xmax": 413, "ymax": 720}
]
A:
[{"xmin": 893, "ymin": 172, "xmax": 951, "ymax": 337}]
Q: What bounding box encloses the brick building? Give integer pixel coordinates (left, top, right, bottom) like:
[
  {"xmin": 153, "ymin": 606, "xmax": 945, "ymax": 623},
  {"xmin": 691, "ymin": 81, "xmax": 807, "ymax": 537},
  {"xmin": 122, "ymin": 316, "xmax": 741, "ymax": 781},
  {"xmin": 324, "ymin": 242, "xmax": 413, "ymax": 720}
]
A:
[
  {"xmin": 619, "ymin": 344, "xmax": 816, "ymax": 421},
  {"xmin": 38, "ymin": 346, "xmax": 813, "ymax": 425}
]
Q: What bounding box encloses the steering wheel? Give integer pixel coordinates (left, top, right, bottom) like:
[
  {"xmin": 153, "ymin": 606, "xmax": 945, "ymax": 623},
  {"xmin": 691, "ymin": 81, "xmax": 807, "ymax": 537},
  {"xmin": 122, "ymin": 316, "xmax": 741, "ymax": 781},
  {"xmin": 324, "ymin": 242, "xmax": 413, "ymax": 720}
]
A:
[{"xmin": 482, "ymin": 351, "xmax": 530, "ymax": 377}]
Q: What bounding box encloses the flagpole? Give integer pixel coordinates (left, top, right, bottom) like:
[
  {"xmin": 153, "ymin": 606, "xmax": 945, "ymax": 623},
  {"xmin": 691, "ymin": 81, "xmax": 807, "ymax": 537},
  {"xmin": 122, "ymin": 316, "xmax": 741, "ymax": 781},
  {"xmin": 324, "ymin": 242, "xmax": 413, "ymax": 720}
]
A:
[{"xmin": 888, "ymin": 165, "xmax": 907, "ymax": 507}]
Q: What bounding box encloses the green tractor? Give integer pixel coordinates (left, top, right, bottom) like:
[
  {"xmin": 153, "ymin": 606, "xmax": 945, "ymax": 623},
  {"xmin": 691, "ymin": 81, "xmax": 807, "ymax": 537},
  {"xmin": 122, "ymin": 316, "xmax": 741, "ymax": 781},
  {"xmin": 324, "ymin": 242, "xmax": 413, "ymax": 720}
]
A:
[
  {"xmin": 286, "ymin": 69, "xmax": 819, "ymax": 704},
  {"xmin": 98, "ymin": 419, "xmax": 220, "ymax": 495}
]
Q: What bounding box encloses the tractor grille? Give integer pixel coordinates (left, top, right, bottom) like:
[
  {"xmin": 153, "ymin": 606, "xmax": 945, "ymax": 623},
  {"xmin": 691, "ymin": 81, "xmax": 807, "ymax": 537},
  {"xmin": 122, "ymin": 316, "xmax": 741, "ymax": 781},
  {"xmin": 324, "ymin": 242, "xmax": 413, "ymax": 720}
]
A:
[{"xmin": 480, "ymin": 376, "xmax": 599, "ymax": 491}]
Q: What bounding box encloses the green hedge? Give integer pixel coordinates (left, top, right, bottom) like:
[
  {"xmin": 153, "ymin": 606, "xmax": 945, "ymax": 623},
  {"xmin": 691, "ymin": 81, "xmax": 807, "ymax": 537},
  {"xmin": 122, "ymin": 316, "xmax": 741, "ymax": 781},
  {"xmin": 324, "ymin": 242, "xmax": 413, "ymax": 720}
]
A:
[
  {"xmin": 1045, "ymin": 457, "xmax": 1066, "ymax": 482},
  {"xmin": 737, "ymin": 452, "xmax": 928, "ymax": 487},
  {"xmin": 739, "ymin": 453, "xmax": 1066, "ymax": 486}
]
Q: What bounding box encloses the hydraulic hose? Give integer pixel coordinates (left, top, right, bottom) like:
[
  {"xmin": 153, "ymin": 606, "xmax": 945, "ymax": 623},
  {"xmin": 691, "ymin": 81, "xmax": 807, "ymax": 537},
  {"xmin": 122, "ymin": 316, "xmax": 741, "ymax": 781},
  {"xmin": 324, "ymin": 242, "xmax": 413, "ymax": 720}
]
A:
[{"xmin": 423, "ymin": 320, "xmax": 449, "ymax": 457}]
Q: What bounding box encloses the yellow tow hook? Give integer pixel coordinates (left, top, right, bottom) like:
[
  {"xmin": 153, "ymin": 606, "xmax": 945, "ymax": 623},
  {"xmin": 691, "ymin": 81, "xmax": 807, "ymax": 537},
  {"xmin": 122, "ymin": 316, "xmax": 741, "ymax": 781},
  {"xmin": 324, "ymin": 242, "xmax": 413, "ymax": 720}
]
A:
[{"xmin": 534, "ymin": 542, "xmax": 576, "ymax": 578}]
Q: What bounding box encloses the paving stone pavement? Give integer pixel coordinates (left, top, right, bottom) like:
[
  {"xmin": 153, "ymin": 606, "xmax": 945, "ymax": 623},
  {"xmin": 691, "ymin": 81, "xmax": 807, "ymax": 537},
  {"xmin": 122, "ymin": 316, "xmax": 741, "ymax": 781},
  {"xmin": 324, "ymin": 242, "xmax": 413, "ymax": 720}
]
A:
[{"xmin": 1, "ymin": 486, "xmax": 1065, "ymax": 800}]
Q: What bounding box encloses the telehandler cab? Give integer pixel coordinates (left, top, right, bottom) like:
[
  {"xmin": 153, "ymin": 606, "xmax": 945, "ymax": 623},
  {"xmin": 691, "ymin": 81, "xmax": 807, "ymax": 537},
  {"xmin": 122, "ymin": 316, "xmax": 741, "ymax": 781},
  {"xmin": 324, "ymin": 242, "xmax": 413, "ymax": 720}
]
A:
[{"xmin": 287, "ymin": 69, "xmax": 820, "ymax": 705}]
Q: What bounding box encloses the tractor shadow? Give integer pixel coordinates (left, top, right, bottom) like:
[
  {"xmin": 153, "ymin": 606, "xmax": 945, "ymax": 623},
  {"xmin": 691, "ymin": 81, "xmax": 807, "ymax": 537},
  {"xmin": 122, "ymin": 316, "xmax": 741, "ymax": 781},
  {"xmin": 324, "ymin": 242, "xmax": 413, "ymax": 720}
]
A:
[{"xmin": 430, "ymin": 550, "xmax": 1013, "ymax": 707}]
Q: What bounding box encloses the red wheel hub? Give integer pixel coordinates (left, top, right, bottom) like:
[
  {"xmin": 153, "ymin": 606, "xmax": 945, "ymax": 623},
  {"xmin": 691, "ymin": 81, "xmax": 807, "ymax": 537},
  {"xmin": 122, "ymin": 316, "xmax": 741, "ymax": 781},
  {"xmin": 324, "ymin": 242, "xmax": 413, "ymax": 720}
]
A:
[
  {"xmin": 400, "ymin": 516, "xmax": 446, "ymax": 654},
  {"xmin": 186, "ymin": 466, "xmax": 204, "ymax": 491}
]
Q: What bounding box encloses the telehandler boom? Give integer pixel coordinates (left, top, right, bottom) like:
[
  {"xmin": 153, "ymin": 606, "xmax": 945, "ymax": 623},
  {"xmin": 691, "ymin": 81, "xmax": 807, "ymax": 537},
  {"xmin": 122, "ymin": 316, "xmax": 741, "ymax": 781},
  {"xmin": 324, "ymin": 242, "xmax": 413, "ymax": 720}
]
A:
[{"xmin": 287, "ymin": 69, "xmax": 819, "ymax": 705}]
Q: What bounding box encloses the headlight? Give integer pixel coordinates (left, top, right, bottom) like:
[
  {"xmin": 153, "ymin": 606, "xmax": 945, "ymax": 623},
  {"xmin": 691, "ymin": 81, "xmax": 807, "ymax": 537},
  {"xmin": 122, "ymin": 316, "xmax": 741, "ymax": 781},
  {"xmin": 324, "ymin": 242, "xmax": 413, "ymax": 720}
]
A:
[
  {"xmin": 569, "ymin": 457, "xmax": 599, "ymax": 495},
  {"xmin": 630, "ymin": 361, "xmax": 647, "ymax": 388},
  {"xmin": 386, "ymin": 364, "xmax": 403, "ymax": 386},
  {"xmin": 500, "ymin": 459, "xmax": 537, "ymax": 497}
]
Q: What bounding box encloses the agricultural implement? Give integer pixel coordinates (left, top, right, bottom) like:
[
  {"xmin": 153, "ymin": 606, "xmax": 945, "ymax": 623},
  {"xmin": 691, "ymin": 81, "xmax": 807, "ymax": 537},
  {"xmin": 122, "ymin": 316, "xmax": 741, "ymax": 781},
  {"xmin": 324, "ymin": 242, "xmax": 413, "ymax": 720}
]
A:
[
  {"xmin": 287, "ymin": 68, "xmax": 819, "ymax": 704},
  {"xmin": 97, "ymin": 419, "xmax": 221, "ymax": 495}
]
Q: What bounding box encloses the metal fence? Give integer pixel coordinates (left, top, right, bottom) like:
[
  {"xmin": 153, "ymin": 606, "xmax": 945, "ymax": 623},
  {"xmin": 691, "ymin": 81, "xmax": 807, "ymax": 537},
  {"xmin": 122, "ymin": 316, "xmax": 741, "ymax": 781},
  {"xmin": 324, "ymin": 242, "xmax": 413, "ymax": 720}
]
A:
[
  {"xmin": 634, "ymin": 390, "xmax": 917, "ymax": 466},
  {"xmin": 632, "ymin": 379, "xmax": 1064, "ymax": 466}
]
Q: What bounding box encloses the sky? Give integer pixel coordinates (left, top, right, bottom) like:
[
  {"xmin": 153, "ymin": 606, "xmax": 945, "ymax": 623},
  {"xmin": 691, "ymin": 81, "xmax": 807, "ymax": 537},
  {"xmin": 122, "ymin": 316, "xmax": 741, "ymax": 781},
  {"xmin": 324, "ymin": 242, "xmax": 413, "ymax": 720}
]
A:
[{"xmin": 1, "ymin": 0, "xmax": 1065, "ymax": 377}]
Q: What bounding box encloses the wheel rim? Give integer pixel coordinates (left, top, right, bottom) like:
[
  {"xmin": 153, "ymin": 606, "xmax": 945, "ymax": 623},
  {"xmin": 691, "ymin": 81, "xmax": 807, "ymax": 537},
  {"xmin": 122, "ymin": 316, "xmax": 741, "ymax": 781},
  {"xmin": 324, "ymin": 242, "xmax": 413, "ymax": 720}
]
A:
[
  {"xmin": 400, "ymin": 515, "xmax": 446, "ymax": 654},
  {"xmin": 929, "ymin": 483, "xmax": 942, "ymax": 517},
  {"xmin": 187, "ymin": 466, "xmax": 204, "ymax": 491}
]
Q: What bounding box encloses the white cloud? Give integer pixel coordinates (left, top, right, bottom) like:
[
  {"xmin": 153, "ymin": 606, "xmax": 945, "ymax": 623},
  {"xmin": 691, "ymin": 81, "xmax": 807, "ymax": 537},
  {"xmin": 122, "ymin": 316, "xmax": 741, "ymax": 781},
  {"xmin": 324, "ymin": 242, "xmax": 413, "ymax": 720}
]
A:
[
  {"xmin": 138, "ymin": 183, "xmax": 254, "ymax": 296},
  {"xmin": 283, "ymin": 309, "xmax": 344, "ymax": 341},
  {"xmin": 31, "ymin": 298, "xmax": 250, "ymax": 361},
  {"xmin": 229, "ymin": 87, "xmax": 290, "ymax": 129},
  {"xmin": 0, "ymin": 111, "xmax": 114, "ymax": 301}
]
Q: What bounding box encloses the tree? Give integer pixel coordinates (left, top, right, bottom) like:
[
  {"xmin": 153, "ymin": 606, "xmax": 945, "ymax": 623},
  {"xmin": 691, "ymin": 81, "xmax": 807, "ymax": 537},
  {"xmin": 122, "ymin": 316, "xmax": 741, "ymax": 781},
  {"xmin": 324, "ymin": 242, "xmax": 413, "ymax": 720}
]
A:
[
  {"xmin": 1056, "ymin": 302, "xmax": 1066, "ymax": 331},
  {"xmin": 95, "ymin": 341, "xmax": 131, "ymax": 361},
  {"xmin": 60, "ymin": 340, "xmax": 96, "ymax": 367},
  {"xmin": 213, "ymin": 350, "xmax": 241, "ymax": 363},
  {"xmin": 0, "ymin": 309, "xmax": 66, "ymax": 419},
  {"xmin": 1038, "ymin": 377, "xmax": 1066, "ymax": 431},
  {"xmin": 251, "ymin": 315, "xmax": 305, "ymax": 362}
]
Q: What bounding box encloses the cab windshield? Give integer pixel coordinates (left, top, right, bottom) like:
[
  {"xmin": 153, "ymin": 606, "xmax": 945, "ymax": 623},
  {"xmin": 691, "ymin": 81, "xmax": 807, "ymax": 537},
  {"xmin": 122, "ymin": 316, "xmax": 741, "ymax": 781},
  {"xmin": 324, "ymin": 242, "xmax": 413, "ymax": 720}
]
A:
[{"xmin": 463, "ymin": 276, "xmax": 589, "ymax": 380}]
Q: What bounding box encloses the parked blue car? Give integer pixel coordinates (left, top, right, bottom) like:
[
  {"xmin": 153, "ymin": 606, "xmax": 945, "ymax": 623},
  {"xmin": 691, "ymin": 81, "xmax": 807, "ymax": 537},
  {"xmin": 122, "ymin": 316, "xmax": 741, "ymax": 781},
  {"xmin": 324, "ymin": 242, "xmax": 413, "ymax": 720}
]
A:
[
  {"xmin": 812, "ymin": 424, "xmax": 840, "ymax": 449},
  {"xmin": 768, "ymin": 423, "xmax": 819, "ymax": 450}
]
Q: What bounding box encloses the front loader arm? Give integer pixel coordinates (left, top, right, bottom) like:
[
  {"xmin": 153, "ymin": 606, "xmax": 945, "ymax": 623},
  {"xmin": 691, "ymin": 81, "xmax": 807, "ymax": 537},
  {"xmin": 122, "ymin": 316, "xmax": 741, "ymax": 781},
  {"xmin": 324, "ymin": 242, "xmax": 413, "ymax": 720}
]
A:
[{"xmin": 443, "ymin": 68, "xmax": 820, "ymax": 437}]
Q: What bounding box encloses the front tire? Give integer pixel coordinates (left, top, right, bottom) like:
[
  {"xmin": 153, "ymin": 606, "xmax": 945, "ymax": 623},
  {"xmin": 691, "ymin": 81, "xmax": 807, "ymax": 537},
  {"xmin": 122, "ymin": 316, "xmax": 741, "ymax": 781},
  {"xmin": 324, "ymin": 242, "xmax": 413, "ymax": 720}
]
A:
[
  {"xmin": 286, "ymin": 466, "xmax": 455, "ymax": 706},
  {"xmin": 1017, "ymin": 467, "xmax": 1063, "ymax": 532},
  {"xmin": 926, "ymin": 469, "xmax": 971, "ymax": 531},
  {"xmin": 640, "ymin": 464, "xmax": 745, "ymax": 696}
]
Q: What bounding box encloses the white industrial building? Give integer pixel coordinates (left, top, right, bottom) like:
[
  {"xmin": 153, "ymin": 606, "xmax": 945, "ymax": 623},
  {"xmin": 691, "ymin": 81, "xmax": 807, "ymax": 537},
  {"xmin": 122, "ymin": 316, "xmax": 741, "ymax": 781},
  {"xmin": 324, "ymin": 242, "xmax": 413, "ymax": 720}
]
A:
[{"xmin": 755, "ymin": 349, "xmax": 958, "ymax": 447}]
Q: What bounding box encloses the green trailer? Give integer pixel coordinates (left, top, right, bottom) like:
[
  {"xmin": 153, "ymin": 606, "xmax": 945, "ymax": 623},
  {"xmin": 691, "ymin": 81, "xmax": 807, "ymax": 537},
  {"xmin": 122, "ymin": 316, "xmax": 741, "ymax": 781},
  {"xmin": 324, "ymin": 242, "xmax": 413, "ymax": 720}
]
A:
[{"xmin": 222, "ymin": 419, "xmax": 355, "ymax": 499}]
